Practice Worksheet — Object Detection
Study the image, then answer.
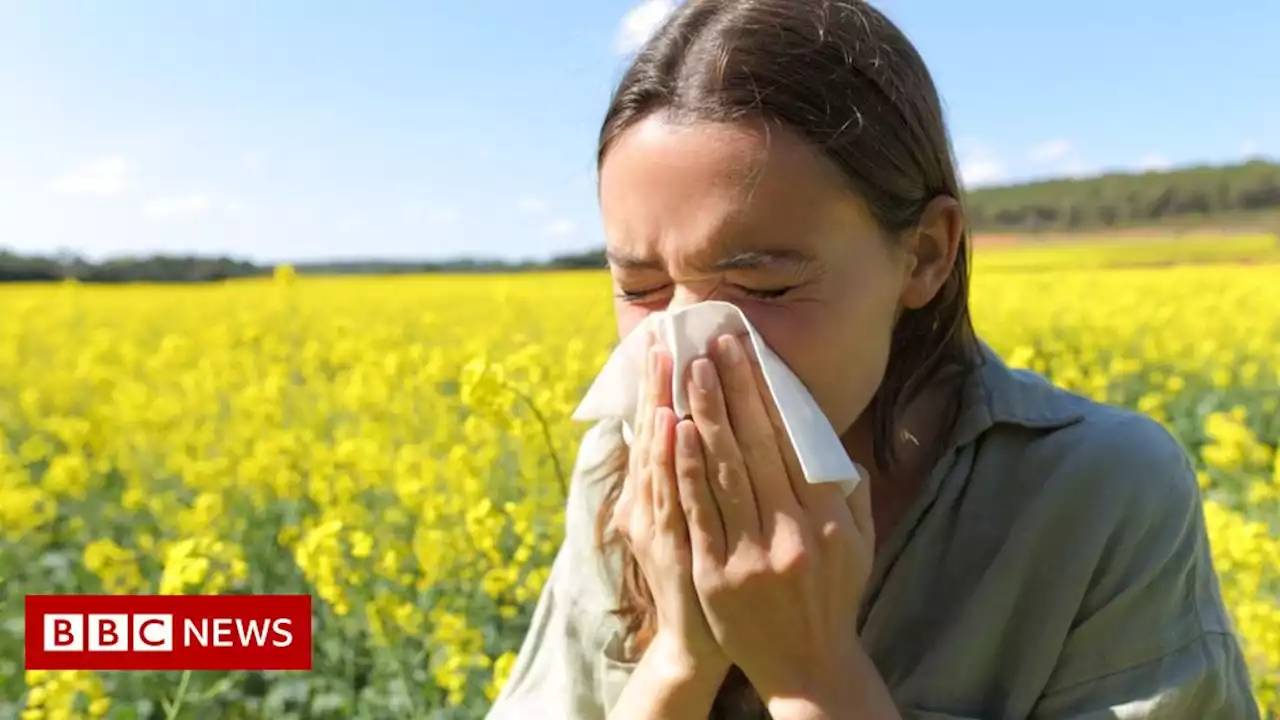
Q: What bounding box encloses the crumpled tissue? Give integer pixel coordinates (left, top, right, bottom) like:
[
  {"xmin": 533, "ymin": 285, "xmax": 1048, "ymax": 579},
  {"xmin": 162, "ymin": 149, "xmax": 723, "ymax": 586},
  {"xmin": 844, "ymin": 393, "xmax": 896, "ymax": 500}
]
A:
[{"xmin": 572, "ymin": 301, "xmax": 863, "ymax": 496}]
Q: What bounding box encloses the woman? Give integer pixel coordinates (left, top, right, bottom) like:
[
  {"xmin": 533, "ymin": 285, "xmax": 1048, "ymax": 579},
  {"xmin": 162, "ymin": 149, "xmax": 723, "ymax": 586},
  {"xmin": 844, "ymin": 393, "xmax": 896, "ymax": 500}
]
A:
[{"xmin": 488, "ymin": 1, "xmax": 1259, "ymax": 718}]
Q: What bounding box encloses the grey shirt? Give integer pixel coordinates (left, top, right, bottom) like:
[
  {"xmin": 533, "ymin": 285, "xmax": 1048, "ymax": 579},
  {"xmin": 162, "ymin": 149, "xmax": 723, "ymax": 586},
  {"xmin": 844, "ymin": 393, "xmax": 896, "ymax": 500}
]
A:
[{"xmin": 487, "ymin": 347, "xmax": 1260, "ymax": 719}]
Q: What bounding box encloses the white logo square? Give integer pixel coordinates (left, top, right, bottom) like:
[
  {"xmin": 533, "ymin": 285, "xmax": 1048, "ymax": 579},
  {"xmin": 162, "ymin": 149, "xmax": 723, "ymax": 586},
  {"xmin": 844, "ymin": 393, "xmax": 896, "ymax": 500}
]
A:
[
  {"xmin": 87, "ymin": 614, "xmax": 129, "ymax": 651},
  {"xmin": 43, "ymin": 614, "xmax": 83, "ymax": 652},
  {"xmin": 132, "ymin": 614, "xmax": 174, "ymax": 651}
]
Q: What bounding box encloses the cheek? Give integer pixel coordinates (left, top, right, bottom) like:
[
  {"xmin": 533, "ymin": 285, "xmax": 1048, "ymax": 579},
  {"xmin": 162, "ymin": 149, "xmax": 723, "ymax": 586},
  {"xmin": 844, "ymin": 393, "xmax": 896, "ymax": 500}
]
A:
[
  {"xmin": 614, "ymin": 301, "xmax": 651, "ymax": 340},
  {"xmin": 748, "ymin": 286, "xmax": 899, "ymax": 433}
]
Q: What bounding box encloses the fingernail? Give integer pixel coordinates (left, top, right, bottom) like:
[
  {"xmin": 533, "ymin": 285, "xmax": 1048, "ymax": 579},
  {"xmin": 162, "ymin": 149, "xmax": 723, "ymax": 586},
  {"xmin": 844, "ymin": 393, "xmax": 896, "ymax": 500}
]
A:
[
  {"xmin": 692, "ymin": 358, "xmax": 717, "ymax": 392},
  {"xmin": 717, "ymin": 335, "xmax": 741, "ymax": 365}
]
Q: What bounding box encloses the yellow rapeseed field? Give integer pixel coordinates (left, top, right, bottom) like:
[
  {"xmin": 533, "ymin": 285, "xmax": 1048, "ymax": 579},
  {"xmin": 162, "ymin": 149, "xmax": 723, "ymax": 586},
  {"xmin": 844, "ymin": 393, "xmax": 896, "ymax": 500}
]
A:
[{"xmin": 1, "ymin": 237, "xmax": 1278, "ymax": 718}]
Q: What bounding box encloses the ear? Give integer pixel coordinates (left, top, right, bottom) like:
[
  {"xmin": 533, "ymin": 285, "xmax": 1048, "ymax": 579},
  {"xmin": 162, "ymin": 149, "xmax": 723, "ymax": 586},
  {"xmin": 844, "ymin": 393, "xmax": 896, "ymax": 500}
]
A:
[{"xmin": 898, "ymin": 196, "xmax": 964, "ymax": 310}]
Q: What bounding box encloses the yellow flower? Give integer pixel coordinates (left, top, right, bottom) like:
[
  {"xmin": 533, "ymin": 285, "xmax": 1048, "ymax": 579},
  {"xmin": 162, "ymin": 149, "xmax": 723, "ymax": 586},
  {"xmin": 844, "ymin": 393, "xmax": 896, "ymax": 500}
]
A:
[
  {"xmin": 3, "ymin": 246, "xmax": 1278, "ymax": 711},
  {"xmin": 486, "ymin": 651, "xmax": 520, "ymax": 701}
]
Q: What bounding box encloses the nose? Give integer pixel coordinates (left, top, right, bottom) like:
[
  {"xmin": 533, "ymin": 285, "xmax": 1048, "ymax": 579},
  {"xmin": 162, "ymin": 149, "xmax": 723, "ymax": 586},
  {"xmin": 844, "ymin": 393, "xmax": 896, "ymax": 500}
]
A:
[{"xmin": 666, "ymin": 283, "xmax": 716, "ymax": 314}]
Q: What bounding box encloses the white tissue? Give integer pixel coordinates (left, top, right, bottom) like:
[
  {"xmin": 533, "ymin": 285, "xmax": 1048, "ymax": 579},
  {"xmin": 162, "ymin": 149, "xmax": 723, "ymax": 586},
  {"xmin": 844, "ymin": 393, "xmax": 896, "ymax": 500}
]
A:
[{"xmin": 572, "ymin": 301, "xmax": 863, "ymax": 496}]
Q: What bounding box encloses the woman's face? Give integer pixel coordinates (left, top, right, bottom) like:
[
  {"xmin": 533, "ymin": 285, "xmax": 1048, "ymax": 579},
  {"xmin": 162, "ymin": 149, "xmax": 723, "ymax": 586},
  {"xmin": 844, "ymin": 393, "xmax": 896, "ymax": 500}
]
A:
[{"xmin": 598, "ymin": 114, "xmax": 946, "ymax": 438}]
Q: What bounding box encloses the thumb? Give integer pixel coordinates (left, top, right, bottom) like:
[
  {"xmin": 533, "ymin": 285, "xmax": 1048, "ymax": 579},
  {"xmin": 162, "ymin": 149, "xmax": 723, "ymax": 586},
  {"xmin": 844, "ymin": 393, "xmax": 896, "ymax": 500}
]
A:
[{"xmin": 845, "ymin": 463, "xmax": 875, "ymax": 546}]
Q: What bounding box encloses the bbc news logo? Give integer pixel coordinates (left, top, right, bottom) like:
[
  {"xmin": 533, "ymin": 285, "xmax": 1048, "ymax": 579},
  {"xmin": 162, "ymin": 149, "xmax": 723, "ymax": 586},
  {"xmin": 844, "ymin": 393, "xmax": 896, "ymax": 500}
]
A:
[
  {"xmin": 43, "ymin": 614, "xmax": 295, "ymax": 652},
  {"xmin": 26, "ymin": 594, "xmax": 312, "ymax": 671}
]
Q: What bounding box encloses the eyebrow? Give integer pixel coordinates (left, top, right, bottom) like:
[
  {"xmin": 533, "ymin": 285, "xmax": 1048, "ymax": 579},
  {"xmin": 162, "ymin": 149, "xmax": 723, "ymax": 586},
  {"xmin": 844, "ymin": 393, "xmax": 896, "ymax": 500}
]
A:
[{"xmin": 606, "ymin": 248, "xmax": 814, "ymax": 272}]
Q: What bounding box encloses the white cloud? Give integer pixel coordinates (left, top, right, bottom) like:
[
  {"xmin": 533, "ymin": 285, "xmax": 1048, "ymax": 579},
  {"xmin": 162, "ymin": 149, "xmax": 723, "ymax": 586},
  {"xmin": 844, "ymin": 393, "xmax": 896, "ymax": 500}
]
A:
[
  {"xmin": 517, "ymin": 196, "xmax": 547, "ymax": 214},
  {"xmin": 49, "ymin": 156, "xmax": 135, "ymax": 196},
  {"xmin": 957, "ymin": 142, "xmax": 1006, "ymax": 187},
  {"xmin": 1136, "ymin": 153, "xmax": 1171, "ymax": 171},
  {"xmin": 1029, "ymin": 139, "xmax": 1071, "ymax": 164},
  {"xmin": 961, "ymin": 158, "xmax": 1005, "ymax": 187},
  {"xmin": 143, "ymin": 193, "xmax": 212, "ymax": 220},
  {"xmin": 542, "ymin": 219, "xmax": 577, "ymax": 238},
  {"xmin": 1241, "ymin": 140, "xmax": 1262, "ymax": 157},
  {"xmin": 1026, "ymin": 138, "xmax": 1099, "ymax": 178},
  {"xmin": 617, "ymin": 0, "xmax": 677, "ymax": 55}
]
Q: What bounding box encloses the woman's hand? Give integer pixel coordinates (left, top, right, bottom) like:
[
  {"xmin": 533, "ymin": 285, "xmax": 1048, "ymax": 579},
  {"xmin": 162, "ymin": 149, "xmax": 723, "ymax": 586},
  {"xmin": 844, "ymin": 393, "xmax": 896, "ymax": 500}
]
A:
[
  {"xmin": 674, "ymin": 333, "xmax": 896, "ymax": 718},
  {"xmin": 611, "ymin": 332, "xmax": 731, "ymax": 678},
  {"xmin": 606, "ymin": 334, "xmax": 730, "ymax": 720}
]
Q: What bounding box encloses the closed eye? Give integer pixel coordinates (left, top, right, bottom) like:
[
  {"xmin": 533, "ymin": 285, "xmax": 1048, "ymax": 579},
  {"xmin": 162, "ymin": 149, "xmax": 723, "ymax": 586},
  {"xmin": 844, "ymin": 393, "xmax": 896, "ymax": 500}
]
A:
[
  {"xmin": 739, "ymin": 284, "xmax": 798, "ymax": 300},
  {"xmin": 614, "ymin": 284, "xmax": 669, "ymax": 301},
  {"xmin": 614, "ymin": 283, "xmax": 799, "ymax": 302}
]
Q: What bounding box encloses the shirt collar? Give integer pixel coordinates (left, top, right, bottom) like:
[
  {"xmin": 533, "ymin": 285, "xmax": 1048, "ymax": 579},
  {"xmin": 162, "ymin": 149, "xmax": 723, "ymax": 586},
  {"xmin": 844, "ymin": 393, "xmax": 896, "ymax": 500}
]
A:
[{"xmin": 949, "ymin": 340, "xmax": 1088, "ymax": 450}]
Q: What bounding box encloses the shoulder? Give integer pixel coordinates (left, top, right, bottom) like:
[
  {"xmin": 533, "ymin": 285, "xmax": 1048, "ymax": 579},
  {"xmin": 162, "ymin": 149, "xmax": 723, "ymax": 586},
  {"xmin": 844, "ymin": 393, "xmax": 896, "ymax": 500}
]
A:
[
  {"xmin": 970, "ymin": 363, "xmax": 1215, "ymax": 612},
  {"xmin": 1026, "ymin": 398, "xmax": 1210, "ymax": 605},
  {"xmin": 974, "ymin": 364, "xmax": 1221, "ymax": 616},
  {"xmin": 977, "ymin": 362, "xmax": 1200, "ymax": 534},
  {"xmin": 1043, "ymin": 396, "xmax": 1195, "ymax": 513},
  {"xmin": 992, "ymin": 392, "xmax": 1259, "ymax": 714}
]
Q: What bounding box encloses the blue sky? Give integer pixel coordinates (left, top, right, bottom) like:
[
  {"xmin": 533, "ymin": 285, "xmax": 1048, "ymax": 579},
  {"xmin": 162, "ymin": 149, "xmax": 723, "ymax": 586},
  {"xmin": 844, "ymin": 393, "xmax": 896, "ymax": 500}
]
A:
[{"xmin": 1, "ymin": 0, "xmax": 1276, "ymax": 264}]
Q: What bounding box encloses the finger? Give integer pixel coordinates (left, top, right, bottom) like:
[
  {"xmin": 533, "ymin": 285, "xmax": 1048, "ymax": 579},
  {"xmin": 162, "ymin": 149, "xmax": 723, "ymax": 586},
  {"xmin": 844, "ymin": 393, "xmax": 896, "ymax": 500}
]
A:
[
  {"xmin": 649, "ymin": 406, "xmax": 678, "ymax": 522},
  {"xmin": 627, "ymin": 331, "xmax": 654, "ymax": 478},
  {"xmin": 688, "ymin": 355, "xmax": 761, "ymax": 539},
  {"xmin": 675, "ymin": 418, "xmax": 725, "ymax": 566},
  {"xmin": 743, "ymin": 338, "xmax": 851, "ymax": 515},
  {"xmin": 623, "ymin": 344, "xmax": 659, "ymax": 538},
  {"xmin": 640, "ymin": 342, "xmax": 673, "ymax": 450},
  {"xmin": 629, "ymin": 432, "xmax": 655, "ymax": 542},
  {"xmin": 714, "ymin": 334, "xmax": 799, "ymax": 528},
  {"xmin": 647, "ymin": 346, "xmax": 674, "ymax": 520},
  {"xmin": 651, "ymin": 334, "xmax": 673, "ymax": 411},
  {"xmin": 630, "ymin": 338, "xmax": 660, "ymax": 479},
  {"xmin": 742, "ymin": 338, "xmax": 807, "ymax": 508},
  {"xmin": 634, "ymin": 329, "xmax": 655, "ymax": 427}
]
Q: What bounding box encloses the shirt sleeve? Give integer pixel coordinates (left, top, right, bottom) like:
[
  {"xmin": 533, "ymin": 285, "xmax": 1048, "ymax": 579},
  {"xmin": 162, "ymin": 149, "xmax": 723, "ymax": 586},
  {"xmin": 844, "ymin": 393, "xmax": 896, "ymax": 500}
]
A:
[
  {"xmin": 485, "ymin": 420, "xmax": 628, "ymax": 720},
  {"xmin": 1030, "ymin": 411, "xmax": 1262, "ymax": 719}
]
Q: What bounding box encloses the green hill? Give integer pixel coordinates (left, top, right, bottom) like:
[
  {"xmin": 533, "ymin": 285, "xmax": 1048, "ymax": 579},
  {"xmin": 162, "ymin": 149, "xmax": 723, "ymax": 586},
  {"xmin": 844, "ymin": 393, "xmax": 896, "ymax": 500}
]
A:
[{"xmin": 965, "ymin": 158, "xmax": 1280, "ymax": 233}]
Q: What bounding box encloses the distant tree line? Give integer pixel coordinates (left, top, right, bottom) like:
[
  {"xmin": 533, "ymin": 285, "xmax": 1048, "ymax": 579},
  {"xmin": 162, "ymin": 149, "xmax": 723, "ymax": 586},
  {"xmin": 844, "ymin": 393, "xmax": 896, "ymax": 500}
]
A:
[
  {"xmin": 1, "ymin": 159, "xmax": 1276, "ymax": 283},
  {"xmin": 0, "ymin": 253, "xmax": 266, "ymax": 283},
  {"xmin": 965, "ymin": 158, "xmax": 1280, "ymax": 232},
  {"xmin": 0, "ymin": 247, "xmax": 610, "ymax": 283}
]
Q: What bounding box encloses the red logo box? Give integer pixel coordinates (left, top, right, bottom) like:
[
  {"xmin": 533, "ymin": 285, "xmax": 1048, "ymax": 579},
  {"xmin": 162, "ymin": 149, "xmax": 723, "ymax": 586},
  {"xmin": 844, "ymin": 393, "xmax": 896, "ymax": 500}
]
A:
[{"xmin": 25, "ymin": 594, "xmax": 312, "ymax": 671}]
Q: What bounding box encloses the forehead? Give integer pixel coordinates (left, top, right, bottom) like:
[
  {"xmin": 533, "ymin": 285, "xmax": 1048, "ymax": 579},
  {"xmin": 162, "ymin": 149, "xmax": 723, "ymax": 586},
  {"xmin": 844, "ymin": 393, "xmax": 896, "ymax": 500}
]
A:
[{"xmin": 598, "ymin": 115, "xmax": 879, "ymax": 269}]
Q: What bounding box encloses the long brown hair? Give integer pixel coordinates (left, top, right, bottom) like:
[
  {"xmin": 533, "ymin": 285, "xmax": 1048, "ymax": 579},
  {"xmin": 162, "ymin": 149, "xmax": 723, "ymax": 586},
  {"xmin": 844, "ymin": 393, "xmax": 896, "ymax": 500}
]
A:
[{"xmin": 591, "ymin": 1, "xmax": 979, "ymax": 716}]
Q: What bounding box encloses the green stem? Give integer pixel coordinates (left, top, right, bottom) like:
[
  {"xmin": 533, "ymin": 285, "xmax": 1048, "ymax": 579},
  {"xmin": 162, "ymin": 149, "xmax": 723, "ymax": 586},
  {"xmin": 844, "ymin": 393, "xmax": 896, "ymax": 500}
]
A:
[
  {"xmin": 164, "ymin": 669, "xmax": 192, "ymax": 720},
  {"xmin": 508, "ymin": 387, "xmax": 567, "ymax": 502},
  {"xmin": 473, "ymin": 358, "xmax": 568, "ymax": 502}
]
